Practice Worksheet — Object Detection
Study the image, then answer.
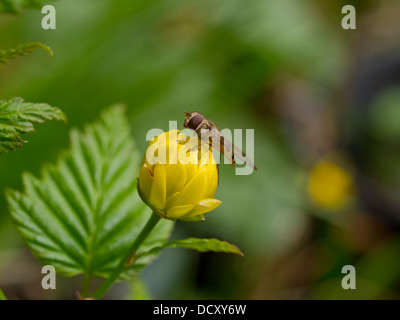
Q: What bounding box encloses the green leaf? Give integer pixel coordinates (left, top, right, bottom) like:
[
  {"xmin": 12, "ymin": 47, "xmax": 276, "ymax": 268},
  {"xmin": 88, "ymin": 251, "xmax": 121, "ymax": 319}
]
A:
[
  {"xmin": 0, "ymin": 0, "xmax": 56, "ymax": 13},
  {"xmin": 135, "ymin": 238, "xmax": 243, "ymax": 262},
  {"xmin": 5, "ymin": 105, "xmax": 174, "ymax": 280},
  {"xmin": 0, "ymin": 97, "xmax": 66, "ymax": 154},
  {"xmin": 0, "ymin": 42, "xmax": 53, "ymax": 64},
  {"xmin": 0, "ymin": 288, "xmax": 6, "ymax": 300}
]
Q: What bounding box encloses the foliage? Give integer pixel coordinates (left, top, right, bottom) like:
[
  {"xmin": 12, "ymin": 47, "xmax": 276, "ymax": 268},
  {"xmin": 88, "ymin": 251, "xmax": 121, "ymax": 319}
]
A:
[
  {"xmin": 138, "ymin": 238, "xmax": 243, "ymax": 260},
  {"xmin": 0, "ymin": 43, "xmax": 52, "ymax": 64},
  {"xmin": 0, "ymin": 98, "xmax": 65, "ymax": 154},
  {"xmin": 6, "ymin": 106, "xmax": 174, "ymax": 279}
]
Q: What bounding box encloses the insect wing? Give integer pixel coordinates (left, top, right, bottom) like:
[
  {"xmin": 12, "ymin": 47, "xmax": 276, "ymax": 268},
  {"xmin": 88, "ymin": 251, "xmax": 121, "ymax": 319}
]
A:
[
  {"xmin": 215, "ymin": 130, "xmax": 257, "ymax": 170},
  {"xmin": 196, "ymin": 122, "xmax": 257, "ymax": 171},
  {"xmin": 205, "ymin": 128, "xmax": 236, "ymax": 166},
  {"xmin": 230, "ymin": 136, "xmax": 257, "ymax": 171}
]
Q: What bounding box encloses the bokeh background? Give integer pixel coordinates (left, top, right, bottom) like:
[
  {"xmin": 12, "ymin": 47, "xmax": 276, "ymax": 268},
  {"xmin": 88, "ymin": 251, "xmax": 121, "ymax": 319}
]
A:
[{"xmin": 1, "ymin": 0, "xmax": 400, "ymax": 299}]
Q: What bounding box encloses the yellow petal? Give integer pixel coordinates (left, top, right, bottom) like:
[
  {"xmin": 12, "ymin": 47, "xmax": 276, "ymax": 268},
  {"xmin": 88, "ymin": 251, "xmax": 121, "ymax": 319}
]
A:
[
  {"xmin": 166, "ymin": 129, "xmax": 179, "ymax": 164},
  {"xmin": 204, "ymin": 167, "xmax": 218, "ymax": 198},
  {"xmin": 166, "ymin": 129, "xmax": 180, "ymax": 140},
  {"xmin": 177, "ymin": 131, "xmax": 187, "ymax": 141},
  {"xmin": 147, "ymin": 164, "xmax": 166, "ymax": 210},
  {"xmin": 164, "ymin": 191, "xmax": 181, "ymax": 211},
  {"xmin": 144, "ymin": 135, "xmax": 165, "ymax": 167},
  {"xmin": 185, "ymin": 198, "xmax": 222, "ymax": 218},
  {"xmin": 167, "ymin": 204, "xmax": 195, "ymax": 219},
  {"xmin": 138, "ymin": 165, "xmax": 153, "ymax": 201},
  {"xmin": 165, "ymin": 163, "xmax": 186, "ymax": 198},
  {"xmin": 165, "ymin": 169, "xmax": 207, "ymax": 208},
  {"xmin": 184, "ymin": 162, "xmax": 200, "ymax": 185}
]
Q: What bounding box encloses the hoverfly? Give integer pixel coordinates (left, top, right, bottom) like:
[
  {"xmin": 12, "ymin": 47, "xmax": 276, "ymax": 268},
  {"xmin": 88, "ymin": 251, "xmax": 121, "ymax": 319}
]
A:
[{"xmin": 183, "ymin": 111, "xmax": 257, "ymax": 171}]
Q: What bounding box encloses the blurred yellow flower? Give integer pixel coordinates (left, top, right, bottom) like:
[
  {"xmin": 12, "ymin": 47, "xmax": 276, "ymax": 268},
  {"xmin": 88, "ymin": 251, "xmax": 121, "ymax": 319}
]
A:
[
  {"xmin": 138, "ymin": 130, "xmax": 221, "ymax": 221},
  {"xmin": 307, "ymin": 160, "xmax": 354, "ymax": 210}
]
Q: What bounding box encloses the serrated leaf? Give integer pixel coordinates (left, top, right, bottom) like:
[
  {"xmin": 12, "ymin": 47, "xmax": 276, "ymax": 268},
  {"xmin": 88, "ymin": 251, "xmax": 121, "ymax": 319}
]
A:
[
  {"xmin": 0, "ymin": 288, "xmax": 6, "ymax": 300},
  {"xmin": 0, "ymin": 0, "xmax": 56, "ymax": 13},
  {"xmin": 0, "ymin": 42, "xmax": 52, "ymax": 64},
  {"xmin": 5, "ymin": 105, "xmax": 174, "ymax": 280},
  {"xmin": 0, "ymin": 97, "xmax": 66, "ymax": 154},
  {"xmin": 135, "ymin": 238, "xmax": 243, "ymax": 263}
]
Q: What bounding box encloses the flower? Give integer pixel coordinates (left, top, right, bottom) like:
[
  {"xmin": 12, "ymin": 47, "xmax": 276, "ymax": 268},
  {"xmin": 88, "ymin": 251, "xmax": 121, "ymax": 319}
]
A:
[
  {"xmin": 137, "ymin": 130, "xmax": 222, "ymax": 221},
  {"xmin": 308, "ymin": 159, "xmax": 355, "ymax": 210}
]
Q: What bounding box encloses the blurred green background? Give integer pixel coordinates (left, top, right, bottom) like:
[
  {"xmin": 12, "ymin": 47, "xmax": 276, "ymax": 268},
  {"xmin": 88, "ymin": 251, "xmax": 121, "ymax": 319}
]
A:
[{"xmin": 1, "ymin": 0, "xmax": 400, "ymax": 299}]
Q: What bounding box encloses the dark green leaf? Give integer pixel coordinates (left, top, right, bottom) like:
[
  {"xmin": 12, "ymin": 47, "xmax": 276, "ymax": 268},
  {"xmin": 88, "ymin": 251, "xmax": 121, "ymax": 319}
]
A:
[
  {"xmin": 0, "ymin": 42, "xmax": 53, "ymax": 64},
  {"xmin": 0, "ymin": 97, "xmax": 66, "ymax": 154},
  {"xmin": 5, "ymin": 105, "xmax": 174, "ymax": 279}
]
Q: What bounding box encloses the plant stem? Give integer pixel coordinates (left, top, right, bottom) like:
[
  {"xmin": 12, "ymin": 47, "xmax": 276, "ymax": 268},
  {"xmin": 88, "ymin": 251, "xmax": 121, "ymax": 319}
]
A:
[
  {"xmin": 81, "ymin": 273, "xmax": 92, "ymax": 298},
  {"xmin": 92, "ymin": 213, "xmax": 161, "ymax": 299}
]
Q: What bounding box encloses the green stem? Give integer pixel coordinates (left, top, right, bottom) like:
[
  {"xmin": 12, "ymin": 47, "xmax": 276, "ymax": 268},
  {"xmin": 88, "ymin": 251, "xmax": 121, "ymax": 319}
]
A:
[
  {"xmin": 92, "ymin": 213, "xmax": 161, "ymax": 299},
  {"xmin": 81, "ymin": 273, "xmax": 92, "ymax": 298}
]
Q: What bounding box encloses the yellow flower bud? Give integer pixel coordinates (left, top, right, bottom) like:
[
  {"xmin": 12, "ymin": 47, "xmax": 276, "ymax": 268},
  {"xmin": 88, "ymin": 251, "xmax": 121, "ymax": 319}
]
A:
[{"xmin": 137, "ymin": 130, "xmax": 222, "ymax": 221}]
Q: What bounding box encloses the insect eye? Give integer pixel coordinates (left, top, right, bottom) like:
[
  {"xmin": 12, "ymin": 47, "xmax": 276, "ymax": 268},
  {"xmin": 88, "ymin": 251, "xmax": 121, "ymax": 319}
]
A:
[{"xmin": 188, "ymin": 114, "xmax": 203, "ymax": 130}]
